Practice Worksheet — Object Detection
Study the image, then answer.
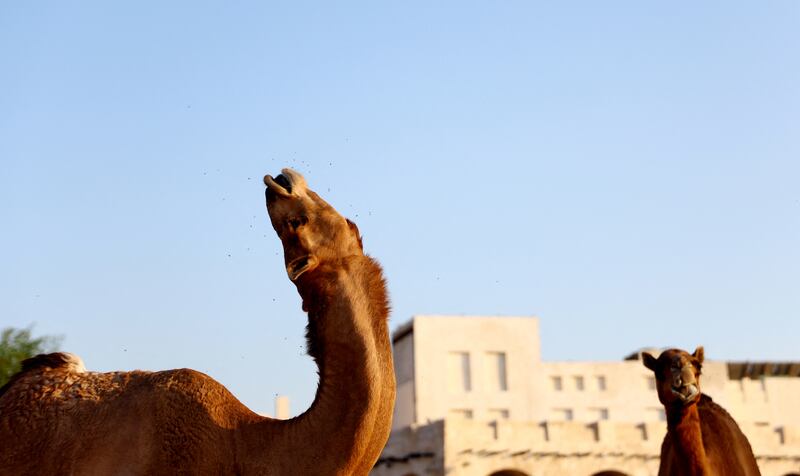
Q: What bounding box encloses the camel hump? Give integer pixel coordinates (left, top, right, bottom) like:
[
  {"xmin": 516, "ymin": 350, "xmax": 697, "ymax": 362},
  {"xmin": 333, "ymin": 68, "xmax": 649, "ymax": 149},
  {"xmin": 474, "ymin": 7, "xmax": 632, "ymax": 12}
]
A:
[
  {"xmin": 21, "ymin": 352, "xmax": 86, "ymax": 374},
  {"xmin": 0, "ymin": 352, "xmax": 86, "ymax": 400}
]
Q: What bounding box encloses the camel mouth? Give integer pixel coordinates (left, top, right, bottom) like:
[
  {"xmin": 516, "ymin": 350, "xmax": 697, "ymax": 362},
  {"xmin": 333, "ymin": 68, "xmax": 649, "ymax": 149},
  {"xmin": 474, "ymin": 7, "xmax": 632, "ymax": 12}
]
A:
[
  {"xmin": 264, "ymin": 168, "xmax": 309, "ymax": 199},
  {"xmin": 274, "ymin": 174, "xmax": 292, "ymax": 193},
  {"xmin": 671, "ymin": 384, "xmax": 699, "ymax": 403},
  {"xmin": 264, "ymin": 173, "xmax": 293, "ymax": 197},
  {"xmin": 286, "ymin": 254, "xmax": 319, "ymax": 281}
]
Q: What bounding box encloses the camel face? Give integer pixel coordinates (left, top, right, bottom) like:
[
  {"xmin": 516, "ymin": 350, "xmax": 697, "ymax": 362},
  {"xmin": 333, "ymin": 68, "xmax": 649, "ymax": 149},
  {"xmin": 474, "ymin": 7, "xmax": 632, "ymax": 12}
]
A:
[
  {"xmin": 264, "ymin": 168, "xmax": 363, "ymax": 280},
  {"xmin": 642, "ymin": 347, "xmax": 704, "ymax": 408}
]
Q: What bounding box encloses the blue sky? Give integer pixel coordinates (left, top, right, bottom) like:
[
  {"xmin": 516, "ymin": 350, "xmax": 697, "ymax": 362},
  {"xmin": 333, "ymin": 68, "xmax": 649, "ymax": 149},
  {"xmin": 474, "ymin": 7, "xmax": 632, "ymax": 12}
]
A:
[{"xmin": 2, "ymin": 2, "xmax": 798, "ymax": 415}]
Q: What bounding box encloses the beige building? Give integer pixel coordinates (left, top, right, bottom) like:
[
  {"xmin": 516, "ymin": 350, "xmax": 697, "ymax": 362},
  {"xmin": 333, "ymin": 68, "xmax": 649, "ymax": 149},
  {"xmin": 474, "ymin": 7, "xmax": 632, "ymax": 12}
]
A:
[{"xmin": 373, "ymin": 315, "xmax": 800, "ymax": 476}]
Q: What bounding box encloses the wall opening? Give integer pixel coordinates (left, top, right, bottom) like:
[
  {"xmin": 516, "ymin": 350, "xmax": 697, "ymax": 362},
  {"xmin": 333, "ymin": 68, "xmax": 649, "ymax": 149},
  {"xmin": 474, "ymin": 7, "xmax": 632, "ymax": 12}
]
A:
[
  {"xmin": 488, "ymin": 470, "xmax": 530, "ymax": 476},
  {"xmin": 447, "ymin": 351, "xmax": 472, "ymax": 392},
  {"xmin": 486, "ymin": 351, "xmax": 508, "ymax": 391}
]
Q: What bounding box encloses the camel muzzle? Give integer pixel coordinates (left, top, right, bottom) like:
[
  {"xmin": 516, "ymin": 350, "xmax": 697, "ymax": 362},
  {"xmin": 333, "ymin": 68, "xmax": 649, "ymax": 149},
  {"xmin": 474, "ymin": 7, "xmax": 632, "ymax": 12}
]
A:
[
  {"xmin": 671, "ymin": 365, "xmax": 700, "ymax": 403},
  {"xmin": 264, "ymin": 168, "xmax": 309, "ymax": 198},
  {"xmin": 264, "ymin": 174, "xmax": 292, "ymax": 198},
  {"xmin": 274, "ymin": 174, "xmax": 292, "ymax": 193},
  {"xmin": 286, "ymin": 255, "xmax": 319, "ymax": 281}
]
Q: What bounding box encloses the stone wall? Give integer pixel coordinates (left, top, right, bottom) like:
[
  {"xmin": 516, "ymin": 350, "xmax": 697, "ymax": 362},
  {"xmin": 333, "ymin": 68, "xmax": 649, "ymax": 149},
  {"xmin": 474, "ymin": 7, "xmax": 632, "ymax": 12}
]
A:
[{"xmin": 374, "ymin": 418, "xmax": 800, "ymax": 476}]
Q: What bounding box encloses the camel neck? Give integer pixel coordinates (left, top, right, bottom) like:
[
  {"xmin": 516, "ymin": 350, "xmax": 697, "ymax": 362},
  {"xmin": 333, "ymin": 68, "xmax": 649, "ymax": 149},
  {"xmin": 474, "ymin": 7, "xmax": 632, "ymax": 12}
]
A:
[
  {"xmin": 286, "ymin": 256, "xmax": 394, "ymax": 474},
  {"xmin": 667, "ymin": 403, "xmax": 711, "ymax": 476}
]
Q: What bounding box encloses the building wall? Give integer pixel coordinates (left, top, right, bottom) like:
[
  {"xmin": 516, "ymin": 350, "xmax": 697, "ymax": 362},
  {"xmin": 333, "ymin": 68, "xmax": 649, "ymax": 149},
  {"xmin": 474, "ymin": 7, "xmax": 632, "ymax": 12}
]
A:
[
  {"xmin": 401, "ymin": 315, "xmax": 541, "ymax": 428},
  {"xmin": 537, "ymin": 360, "xmax": 728, "ymax": 425},
  {"xmin": 393, "ymin": 329, "xmax": 417, "ymax": 429},
  {"xmin": 725, "ymin": 376, "xmax": 800, "ymax": 427},
  {"xmin": 393, "ymin": 315, "xmax": 800, "ymax": 430},
  {"xmin": 377, "ymin": 315, "xmax": 800, "ymax": 476},
  {"xmin": 375, "ymin": 417, "xmax": 800, "ymax": 476}
]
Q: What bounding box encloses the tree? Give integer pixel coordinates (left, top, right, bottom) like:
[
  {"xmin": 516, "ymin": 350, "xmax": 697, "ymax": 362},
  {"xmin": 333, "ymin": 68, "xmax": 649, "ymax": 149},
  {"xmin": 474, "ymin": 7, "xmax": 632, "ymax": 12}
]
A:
[{"xmin": 0, "ymin": 326, "xmax": 62, "ymax": 387}]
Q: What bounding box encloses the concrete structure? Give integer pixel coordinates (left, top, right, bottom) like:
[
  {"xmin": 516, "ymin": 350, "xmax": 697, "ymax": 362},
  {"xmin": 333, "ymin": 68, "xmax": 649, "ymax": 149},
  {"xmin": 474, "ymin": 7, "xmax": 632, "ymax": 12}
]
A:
[
  {"xmin": 373, "ymin": 315, "xmax": 800, "ymax": 476},
  {"xmin": 274, "ymin": 395, "xmax": 291, "ymax": 420}
]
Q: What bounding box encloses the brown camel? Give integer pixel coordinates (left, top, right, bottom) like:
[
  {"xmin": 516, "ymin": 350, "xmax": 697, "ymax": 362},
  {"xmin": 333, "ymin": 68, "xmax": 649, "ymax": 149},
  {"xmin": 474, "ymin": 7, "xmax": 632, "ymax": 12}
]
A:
[
  {"xmin": 0, "ymin": 168, "xmax": 396, "ymax": 475},
  {"xmin": 642, "ymin": 347, "xmax": 760, "ymax": 476}
]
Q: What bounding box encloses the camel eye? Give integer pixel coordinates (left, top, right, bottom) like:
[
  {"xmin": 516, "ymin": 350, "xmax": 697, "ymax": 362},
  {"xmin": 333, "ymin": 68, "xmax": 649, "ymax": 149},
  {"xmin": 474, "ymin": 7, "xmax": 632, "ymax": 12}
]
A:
[{"xmin": 287, "ymin": 216, "xmax": 308, "ymax": 231}]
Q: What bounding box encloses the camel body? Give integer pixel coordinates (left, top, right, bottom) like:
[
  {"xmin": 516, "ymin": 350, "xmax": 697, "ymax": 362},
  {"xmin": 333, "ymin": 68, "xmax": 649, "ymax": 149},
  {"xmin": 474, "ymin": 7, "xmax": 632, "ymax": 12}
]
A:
[
  {"xmin": 643, "ymin": 348, "xmax": 760, "ymax": 476},
  {"xmin": 1, "ymin": 362, "xmax": 262, "ymax": 475},
  {"xmin": 0, "ymin": 169, "xmax": 396, "ymax": 476},
  {"xmin": 658, "ymin": 394, "xmax": 761, "ymax": 476}
]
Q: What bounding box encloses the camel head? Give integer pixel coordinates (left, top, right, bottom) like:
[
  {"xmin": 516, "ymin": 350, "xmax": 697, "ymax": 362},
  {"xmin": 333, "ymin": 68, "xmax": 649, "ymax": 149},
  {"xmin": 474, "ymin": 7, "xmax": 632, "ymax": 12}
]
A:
[
  {"xmin": 642, "ymin": 347, "xmax": 704, "ymax": 408},
  {"xmin": 264, "ymin": 168, "xmax": 364, "ymax": 281}
]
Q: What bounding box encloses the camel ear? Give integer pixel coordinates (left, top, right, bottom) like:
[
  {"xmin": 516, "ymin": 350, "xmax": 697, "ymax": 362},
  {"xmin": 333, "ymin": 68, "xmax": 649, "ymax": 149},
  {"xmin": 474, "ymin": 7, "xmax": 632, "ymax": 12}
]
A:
[
  {"xmin": 346, "ymin": 219, "xmax": 363, "ymax": 250},
  {"xmin": 642, "ymin": 352, "xmax": 658, "ymax": 372},
  {"xmin": 692, "ymin": 346, "xmax": 705, "ymax": 364}
]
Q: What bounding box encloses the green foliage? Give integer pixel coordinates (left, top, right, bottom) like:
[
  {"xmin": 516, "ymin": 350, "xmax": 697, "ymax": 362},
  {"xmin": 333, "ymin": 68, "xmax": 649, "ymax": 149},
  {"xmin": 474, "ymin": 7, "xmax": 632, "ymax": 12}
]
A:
[{"xmin": 0, "ymin": 326, "xmax": 62, "ymax": 387}]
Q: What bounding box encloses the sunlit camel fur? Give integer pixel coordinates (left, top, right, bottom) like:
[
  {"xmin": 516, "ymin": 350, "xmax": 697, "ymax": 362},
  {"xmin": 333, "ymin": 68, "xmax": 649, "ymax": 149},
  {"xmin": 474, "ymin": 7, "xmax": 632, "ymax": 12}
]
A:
[
  {"xmin": 0, "ymin": 169, "xmax": 396, "ymax": 476},
  {"xmin": 642, "ymin": 347, "xmax": 760, "ymax": 476}
]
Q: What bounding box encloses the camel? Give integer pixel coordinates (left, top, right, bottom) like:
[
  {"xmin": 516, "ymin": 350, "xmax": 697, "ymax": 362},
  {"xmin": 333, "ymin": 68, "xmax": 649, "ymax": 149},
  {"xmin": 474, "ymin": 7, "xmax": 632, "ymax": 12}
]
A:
[
  {"xmin": 0, "ymin": 168, "xmax": 396, "ymax": 475},
  {"xmin": 642, "ymin": 347, "xmax": 760, "ymax": 476}
]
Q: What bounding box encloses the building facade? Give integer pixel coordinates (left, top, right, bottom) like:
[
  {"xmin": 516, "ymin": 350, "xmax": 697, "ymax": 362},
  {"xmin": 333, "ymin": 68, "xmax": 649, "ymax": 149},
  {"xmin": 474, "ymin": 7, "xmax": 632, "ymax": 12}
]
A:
[{"xmin": 373, "ymin": 315, "xmax": 800, "ymax": 476}]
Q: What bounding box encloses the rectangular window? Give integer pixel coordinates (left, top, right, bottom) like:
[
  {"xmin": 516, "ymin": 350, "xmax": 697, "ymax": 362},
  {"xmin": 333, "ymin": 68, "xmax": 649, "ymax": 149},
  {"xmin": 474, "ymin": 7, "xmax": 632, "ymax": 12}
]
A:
[
  {"xmin": 448, "ymin": 408, "xmax": 473, "ymax": 420},
  {"xmin": 486, "ymin": 352, "xmax": 508, "ymax": 391},
  {"xmin": 551, "ymin": 376, "xmax": 563, "ymax": 391},
  {"xmin": 596, "ymin": 375, "xmax": 607, "ymax": 391},
  {"xmin": 488, "ymin": 408, "xmax": 510, "ymax": 420},
  {"xmin": 590, "ymin": 407, "xmax": 609, "ymax": 420},
  {"xmin": 574, "ymin": 375, "xmax": 585, "ymax": 391},
  {"xmin": 447, "ymin": 352, "xmax": 471, "ymax": 392},
  {"xmin": 552, "ymin": 408, "xmax": 573, "ymax": 421}
]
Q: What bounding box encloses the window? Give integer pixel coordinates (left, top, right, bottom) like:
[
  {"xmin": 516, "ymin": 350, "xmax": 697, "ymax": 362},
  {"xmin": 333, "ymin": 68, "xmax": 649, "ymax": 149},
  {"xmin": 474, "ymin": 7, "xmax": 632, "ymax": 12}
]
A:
[
  {"xmin": 551, "ymin": 376, "xmax": 563, "ymax": 391},
  {"xmin": 596, "ymin": 375, "xmax": 607, "ymax": 391},
  {"xmin": 648, "ymin": 407, "xmax": 666, "ymax": 422},
  {"xmin": 447, "ymin": 352, "xmax": 471, "ymax": 392},
  {"xmin": 590, "ymin": 407, "xmax": 609, "ymax": 420},
  {"xmin": 448, "ymin": 408, "xmax": 473, "ymax": 420},
  {"xmin": 574, "ymin": 375, "xmax": 585, "ymax": 391},
  {"xmin": 552, "ymin": 408, "xmax": 573, "ymax": 421},
  {"xmin": 488, "ymin": 408, "xmax": 510, "ymax": 420},
  {"xmin": 486, "ymin": 351, "xmax": 508, "ymax": 391}
]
